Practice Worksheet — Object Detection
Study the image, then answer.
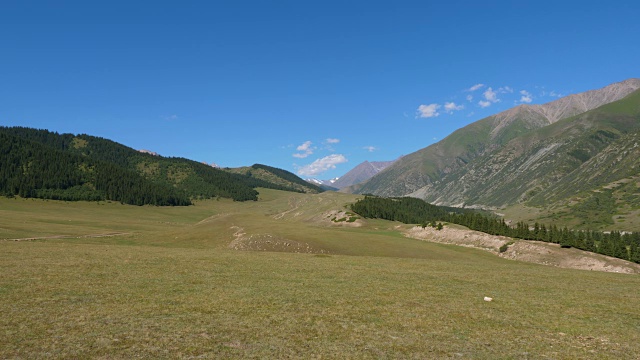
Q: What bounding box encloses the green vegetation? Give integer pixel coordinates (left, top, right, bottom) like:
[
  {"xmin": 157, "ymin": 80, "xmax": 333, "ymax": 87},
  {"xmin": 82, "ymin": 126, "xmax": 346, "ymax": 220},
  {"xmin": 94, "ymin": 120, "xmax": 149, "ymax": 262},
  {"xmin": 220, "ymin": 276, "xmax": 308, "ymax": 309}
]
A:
[
  {"xmin": 250, "ymin": 164, "xmax": 324, "ymax": 193},
  {"xmin": 1, "ymin": 190, "xmax": 639, "ymax": 358},
  {"xmin": 0, "ymin": 127, "xmax": 317, "ymax": 204},
  {"xmin": 0, "ymin": 131, "xmax": 191, "ymax": 205},
  {"xmin": 351, "ymin": 195, "xmax": 640, "ymax": 263},
  {"xmin": 499, "ymin": 241, "xmax": 515, "ymax": 253},
  {"xmin": 225, "ymin": 163, "xmax": 324, "ymax": 194},
  {"xmin": 351, "ymin": 88, "xmax": 640, "ymax": 232}
]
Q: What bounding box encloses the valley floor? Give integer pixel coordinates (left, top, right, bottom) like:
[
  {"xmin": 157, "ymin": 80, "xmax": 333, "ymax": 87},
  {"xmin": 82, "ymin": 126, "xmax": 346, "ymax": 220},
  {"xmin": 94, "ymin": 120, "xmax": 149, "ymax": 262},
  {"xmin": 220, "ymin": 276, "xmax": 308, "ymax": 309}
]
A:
[{"xmin": 1, "ymin": 190, "xmax": 640, "ymax": 358}]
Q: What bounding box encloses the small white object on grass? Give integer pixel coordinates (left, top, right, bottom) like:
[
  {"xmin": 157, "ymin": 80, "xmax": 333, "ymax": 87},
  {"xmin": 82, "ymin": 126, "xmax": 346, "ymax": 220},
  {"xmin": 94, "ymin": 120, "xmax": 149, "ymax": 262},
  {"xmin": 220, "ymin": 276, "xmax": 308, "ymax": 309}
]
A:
[{"xmin": 484, "ymin": 296, "xmax": 493, "ymax": 302}]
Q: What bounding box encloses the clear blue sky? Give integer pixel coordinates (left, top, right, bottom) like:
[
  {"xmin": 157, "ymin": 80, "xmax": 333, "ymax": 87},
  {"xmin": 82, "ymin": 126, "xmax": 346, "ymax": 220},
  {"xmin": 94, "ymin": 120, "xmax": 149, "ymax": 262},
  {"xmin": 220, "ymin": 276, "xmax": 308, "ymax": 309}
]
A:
[{"xmin": 2, "ymin": 1, "xmax": 639, "ymax": 179}]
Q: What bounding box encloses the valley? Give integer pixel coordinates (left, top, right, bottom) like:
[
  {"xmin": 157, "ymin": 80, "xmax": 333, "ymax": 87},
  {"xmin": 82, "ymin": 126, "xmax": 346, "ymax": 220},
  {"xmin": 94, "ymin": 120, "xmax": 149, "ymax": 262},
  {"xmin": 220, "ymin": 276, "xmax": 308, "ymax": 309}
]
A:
[{"xmin": 2, "ymin": 190, "xmax": 640, "ymax": 358}]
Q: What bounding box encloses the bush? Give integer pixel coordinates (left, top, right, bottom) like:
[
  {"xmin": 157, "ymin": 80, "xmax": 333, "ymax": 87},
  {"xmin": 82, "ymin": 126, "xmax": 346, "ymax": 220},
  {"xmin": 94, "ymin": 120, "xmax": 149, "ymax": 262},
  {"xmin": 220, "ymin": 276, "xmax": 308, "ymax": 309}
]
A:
[{"xmin": 499, "ymin": 241, "xmax": 515, "ymax": 253}]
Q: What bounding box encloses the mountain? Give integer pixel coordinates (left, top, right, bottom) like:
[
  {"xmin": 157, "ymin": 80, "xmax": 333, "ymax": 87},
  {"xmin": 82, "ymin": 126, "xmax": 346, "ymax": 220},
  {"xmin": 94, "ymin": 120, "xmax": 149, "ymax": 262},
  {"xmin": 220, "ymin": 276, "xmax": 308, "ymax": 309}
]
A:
[
  {"xmin": 307, "ymin": 177, "xmax": 339, "ymax": 186},
  {"xmin": 226, "ymin": 164, "xmax": 325, "ymax": 194},
  {"xmin": 306, "ymin": 178, "xmax": 339, "ymax": 191},
  {"xmin": 0, "ymin": 127, "xmax": 320, "ymax": 204},
  {"xmin": 349, "ymin": 78, "xmax": 640, "ymax": 200},
  {"xmin": 332, "ymin": 160, "xmax": 396, "ymax": 189}
]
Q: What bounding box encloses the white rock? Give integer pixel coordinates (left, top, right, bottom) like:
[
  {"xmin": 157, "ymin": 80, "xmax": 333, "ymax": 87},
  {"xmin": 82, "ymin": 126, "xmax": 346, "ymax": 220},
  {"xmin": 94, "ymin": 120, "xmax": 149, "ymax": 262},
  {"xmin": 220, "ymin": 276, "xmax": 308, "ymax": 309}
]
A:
[{"xmin": 484, "ymin": 296, "xmax": 493, "ymax": 302}]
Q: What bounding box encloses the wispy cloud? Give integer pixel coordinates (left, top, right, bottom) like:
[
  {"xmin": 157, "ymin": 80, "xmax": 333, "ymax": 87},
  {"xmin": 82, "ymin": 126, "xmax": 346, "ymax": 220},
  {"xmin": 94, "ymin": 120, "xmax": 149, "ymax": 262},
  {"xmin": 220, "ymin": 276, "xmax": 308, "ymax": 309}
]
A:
[
  {"xmin": 549, "ymin": 90, "xmax": 563, "ymax": 98},
  {"xmin": 325, "ymin": 138, "xmax": 340, "ymax": 144},
  {"xmin": 478, "ymin": 100, "xmax": 491, "ymax": 108},
  {"xmin": 483, "ymin": 87, "xmax": 499, "ymax": 103},
  {"xmin": 498, "ymin": 86, "xmax": 513, "ymax": 94},
  {"xmin": 163, "ymin": 114, "xmax": 178, "ymax": 121},
  {"xmin": 477, "ymin": 87, "xmax": 501, "ymax": 108},
  {"xmin": 297, "ymin": 154, "xmax": 348, "ymax": 176},
  {"xmin": 444, "ymin": 102, "xmax": 464, "ymax": 114},
  {"xmin": 417, "ymin": 103, "xmax": 441, "ymax": 118},
  {"xmin": 519, "ymin": 90, "xmax": 533, "ymax": 103},
  {"xmin": 466, "ymin": 94, "xmax": 473, "ymax": 102},
  {"xmin": 292, "ymin": 141, "xmax": 314, "ymax": 158},
  {"xmin": 363, "ymin": 146, "xmax": 377, "ymax": 152},
  {"xmin": 468, "ymin": 84, "xmax": 485, "ymax": 92}
]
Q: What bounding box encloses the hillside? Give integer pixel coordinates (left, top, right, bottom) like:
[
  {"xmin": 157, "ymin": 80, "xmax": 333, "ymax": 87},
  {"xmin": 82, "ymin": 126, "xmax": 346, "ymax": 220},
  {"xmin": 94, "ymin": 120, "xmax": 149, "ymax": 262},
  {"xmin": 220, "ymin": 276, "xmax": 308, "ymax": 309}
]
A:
[
  {"xmin": 349, "ymin": 78, "xmax": 640, "ymax": 198},
  {"xmin": 225, "ymin": 164, "xmax": 324, "ymax": 194},
  {"xmin": 0, "ymin": 127, "xmax": 316, "ymax": 204},
  {"xmin": 0, "ymin": 131, "xmax": 191, "ymax": 206},
  {"xmin": 410, "ymin": 89, "xmax": 640, "ymax": 209}
]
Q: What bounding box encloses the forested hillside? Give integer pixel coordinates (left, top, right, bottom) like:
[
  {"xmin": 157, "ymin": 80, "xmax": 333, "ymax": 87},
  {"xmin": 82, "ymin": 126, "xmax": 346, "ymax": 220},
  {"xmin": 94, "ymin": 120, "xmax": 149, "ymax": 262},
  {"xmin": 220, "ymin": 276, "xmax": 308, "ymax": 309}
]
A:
[
  {"xmin": 0, "ymin": 127, "xmax": 316, "ymax": 204},
  {"xmin": 0, "ymin": 131, "xmax": 191, "ymax": 205},
  {"xmin": 351, "ymin": 196, "xmax": 640, "ymax": 263}
]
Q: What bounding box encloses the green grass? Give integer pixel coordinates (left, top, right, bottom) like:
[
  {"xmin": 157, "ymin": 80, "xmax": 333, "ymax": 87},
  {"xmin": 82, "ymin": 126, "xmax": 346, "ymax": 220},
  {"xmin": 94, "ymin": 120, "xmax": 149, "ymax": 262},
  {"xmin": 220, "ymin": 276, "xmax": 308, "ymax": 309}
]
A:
[{"xmin": 2, "ymin": 189, "xmax": 640, "ymax": 358}]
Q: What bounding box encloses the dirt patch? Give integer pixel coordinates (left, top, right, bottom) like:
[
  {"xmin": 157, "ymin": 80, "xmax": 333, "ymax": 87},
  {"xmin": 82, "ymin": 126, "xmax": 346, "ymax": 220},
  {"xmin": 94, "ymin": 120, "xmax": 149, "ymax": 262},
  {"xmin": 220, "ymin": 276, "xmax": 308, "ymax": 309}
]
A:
[
  {"xmin": 228, "ymin": 226, "xmax": 328, "ymax": 254},
  {"xmin": 405, "ymin": 226, "xmax": 511, "ymax": 253},
  {"xmin": 405, "ymin": 226, "xmax": 640, "ymax": 274},
  {"xmin": 502, "ymin": 241, "xmax": 640, "ymax": 274},
  {"xmin": 272, "ymin": 196, "xmax": 310, "ymax": 220},
  {"xmin": 321, "ymin": 210, "xmax": 363, "ymax": 227}
]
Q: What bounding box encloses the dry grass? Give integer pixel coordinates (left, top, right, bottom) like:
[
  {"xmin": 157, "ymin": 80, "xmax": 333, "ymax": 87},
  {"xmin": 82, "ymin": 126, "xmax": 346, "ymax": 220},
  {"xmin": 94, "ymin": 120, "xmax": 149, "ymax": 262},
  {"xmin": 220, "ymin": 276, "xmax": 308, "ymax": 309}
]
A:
[{"xmin": 2, "ymin": 190, "xmax": 640, "ymax": 358}]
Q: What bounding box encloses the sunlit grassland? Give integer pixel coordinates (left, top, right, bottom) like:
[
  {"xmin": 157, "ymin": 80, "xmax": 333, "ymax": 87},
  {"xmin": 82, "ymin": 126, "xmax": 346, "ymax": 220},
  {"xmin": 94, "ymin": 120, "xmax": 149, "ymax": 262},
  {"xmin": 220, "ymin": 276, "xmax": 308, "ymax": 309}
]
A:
[{"xmin": 1, "ymin": 190, "xmax": 640, "ymax": 358}]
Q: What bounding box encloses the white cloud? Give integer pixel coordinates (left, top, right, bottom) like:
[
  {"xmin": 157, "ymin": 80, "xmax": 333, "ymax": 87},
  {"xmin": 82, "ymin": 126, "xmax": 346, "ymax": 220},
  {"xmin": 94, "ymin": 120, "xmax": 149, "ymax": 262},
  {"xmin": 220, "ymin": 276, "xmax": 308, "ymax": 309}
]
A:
[
  {"xmin": 363, "ymin": 146, "xmax": 376, "ymax": 152},
  {"xmin": 444, "ymin": 102, "xmax": 464, "ymax": 113},
  {"xmin": 417, "ymin": 103, "xmax": 441, "ymax": 118},
  {"xmin": 293, "ymin": 141, "xmax": 314, "ymax": 158},
  {"xmin": 519, "ymin": 90, "xmax": 533, "ymax": 103},
  {"xmin": 297, "ymin": 154, "xmax": 348, "ymax": 176},
  {"xmin": 549, "ymin": 90, "xmax": 563, "ymax": 98},
  {"xmin": 163, "ymin": 114, "xmax": 178, "ymax": 121},
  {"xmin": 478, "ymin": 100, "xmax": 491, "ymax": 108},
  {"xmin": 483, "ymin": 87, "xmax": 499, "ymax": 103},
  {"xmin": 498, "ymin": 86, "xmax": 514, "ymax": 93},
  {"xmin": 468, "ymin": 84, "xmax": 485, "ymax": 92},
  {"xmin": 325, "ymin": 138, "xmax": 340, "ymax": 144},
  {"xmin": 466, "ymin": 94, "xmax": 473, "ymax": 102}
]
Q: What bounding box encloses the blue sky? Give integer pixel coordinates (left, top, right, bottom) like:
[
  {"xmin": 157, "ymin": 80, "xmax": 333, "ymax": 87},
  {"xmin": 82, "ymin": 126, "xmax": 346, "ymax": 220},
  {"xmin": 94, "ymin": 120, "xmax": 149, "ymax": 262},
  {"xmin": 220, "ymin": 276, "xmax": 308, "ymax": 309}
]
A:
[{"xmin": 2, "ymin": 1, "xmax": 639, "ymax": 179}]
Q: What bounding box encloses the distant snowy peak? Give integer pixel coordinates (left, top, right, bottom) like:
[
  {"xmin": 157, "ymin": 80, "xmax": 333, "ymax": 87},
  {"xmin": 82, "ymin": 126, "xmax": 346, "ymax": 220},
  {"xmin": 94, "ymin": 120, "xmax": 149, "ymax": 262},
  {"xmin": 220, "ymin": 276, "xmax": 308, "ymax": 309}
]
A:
[{"xmin": 306, "ymin": 177, "xmax": 339, "ymax": 186}]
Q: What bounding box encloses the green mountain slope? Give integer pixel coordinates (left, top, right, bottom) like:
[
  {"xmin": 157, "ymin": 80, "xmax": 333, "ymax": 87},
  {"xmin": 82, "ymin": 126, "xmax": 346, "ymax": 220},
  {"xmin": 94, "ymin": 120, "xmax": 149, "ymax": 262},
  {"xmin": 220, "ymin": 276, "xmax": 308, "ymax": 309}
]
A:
[
  {"xmin": 0, "ymin": 127, "xmax": 318, "ymax": 203},
  {"xmin": 0, "ymin": 131, "xmax": 191, "ymax": 205},
  {"xmin": 225, "ymin": 164, "xmax": 325, "ymax": 194},
  {"xmin": 349, "ymin": 79, "xmax": 640, "ymax": 197},
  {"xmin": 396, "ymin": 88, "xmax": 640, "ymax": 230}
]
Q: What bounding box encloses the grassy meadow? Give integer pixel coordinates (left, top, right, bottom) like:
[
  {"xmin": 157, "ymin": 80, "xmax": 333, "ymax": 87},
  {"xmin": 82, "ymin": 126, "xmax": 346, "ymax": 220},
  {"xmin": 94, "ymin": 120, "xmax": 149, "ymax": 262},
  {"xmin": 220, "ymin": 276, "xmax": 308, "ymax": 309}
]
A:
[{"xmin": 2, "ymin": 189, "xmax": 640, "ymax": 358}]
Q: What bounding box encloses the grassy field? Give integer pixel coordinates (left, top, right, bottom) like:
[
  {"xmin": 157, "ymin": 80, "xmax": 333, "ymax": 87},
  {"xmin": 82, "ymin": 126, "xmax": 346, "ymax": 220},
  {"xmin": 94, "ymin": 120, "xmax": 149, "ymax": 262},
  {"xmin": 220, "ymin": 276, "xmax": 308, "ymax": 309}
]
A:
[{"xmin": 2, "ymin": 190, "xmax": 640, "ymax": 358}]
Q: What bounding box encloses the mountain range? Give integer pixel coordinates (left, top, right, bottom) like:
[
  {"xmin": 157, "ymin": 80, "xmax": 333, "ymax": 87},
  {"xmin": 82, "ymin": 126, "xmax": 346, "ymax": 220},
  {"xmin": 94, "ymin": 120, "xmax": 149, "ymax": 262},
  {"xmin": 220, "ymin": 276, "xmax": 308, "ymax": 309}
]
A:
[
  {"xmin": 345, "ymin": 78, "xmax": 640, "ymax": 228},
  {"xmin": 4, "ymin": 78, "xmax": 640, "ymax": 229}
]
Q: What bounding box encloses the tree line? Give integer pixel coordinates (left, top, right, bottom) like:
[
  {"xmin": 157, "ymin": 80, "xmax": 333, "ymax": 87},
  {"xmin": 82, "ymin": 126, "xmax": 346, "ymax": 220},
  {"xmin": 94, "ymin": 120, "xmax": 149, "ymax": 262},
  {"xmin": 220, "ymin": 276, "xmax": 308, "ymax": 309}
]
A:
[{"xmin": 350, "ymin": 195, "xmax": 640, "ymax": 264}]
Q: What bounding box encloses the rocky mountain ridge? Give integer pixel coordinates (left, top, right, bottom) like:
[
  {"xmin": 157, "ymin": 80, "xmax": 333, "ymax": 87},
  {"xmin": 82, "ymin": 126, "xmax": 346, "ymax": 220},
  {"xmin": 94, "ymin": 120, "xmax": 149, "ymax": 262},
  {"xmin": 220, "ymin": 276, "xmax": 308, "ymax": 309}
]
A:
[{"xmin": 349, "ymin": 78, "xmax": 640, "ymax": 200}]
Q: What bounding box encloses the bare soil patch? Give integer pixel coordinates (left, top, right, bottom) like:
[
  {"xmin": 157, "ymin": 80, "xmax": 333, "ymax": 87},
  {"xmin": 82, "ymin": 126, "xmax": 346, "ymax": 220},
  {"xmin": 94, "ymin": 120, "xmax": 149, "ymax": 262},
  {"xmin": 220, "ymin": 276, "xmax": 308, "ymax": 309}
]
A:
[
  {"xmin": 228, "ymin": 226, "xmax": 328, "ymax": 254},
  {"xmin": 405, "ymin": 226, "xmax": 640, "ymax": 274}
]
